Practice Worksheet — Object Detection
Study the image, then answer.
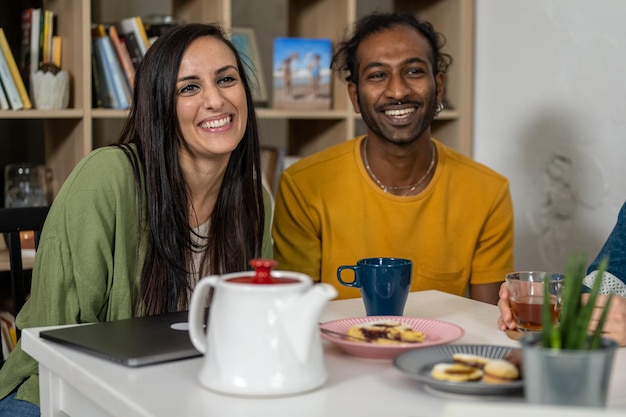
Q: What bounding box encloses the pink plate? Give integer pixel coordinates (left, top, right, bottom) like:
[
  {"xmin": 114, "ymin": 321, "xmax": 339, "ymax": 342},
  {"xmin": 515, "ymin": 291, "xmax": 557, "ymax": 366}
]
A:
[{"xmin": 320, "ymin": 316, "xmax": 464, "ymax": 360}]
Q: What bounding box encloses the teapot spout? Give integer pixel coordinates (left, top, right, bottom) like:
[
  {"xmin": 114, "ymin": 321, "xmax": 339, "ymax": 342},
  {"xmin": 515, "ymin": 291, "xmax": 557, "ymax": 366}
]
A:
[{"xmin": 282, "ymin": 283, "xmax": 338, "ymax": 363}]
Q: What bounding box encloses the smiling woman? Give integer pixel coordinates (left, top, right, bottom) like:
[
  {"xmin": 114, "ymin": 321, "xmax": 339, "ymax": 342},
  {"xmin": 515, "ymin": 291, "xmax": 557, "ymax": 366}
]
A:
[{"xmin": 0, "ymin": 23, "xmax": 273, "ymax": 415}]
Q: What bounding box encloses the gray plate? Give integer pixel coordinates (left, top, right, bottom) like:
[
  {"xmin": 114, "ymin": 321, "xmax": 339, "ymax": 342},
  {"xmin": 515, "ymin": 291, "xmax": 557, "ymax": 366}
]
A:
[{"xmin": 393, "ymin": 344, "xmax": 524, "ymax": 395}]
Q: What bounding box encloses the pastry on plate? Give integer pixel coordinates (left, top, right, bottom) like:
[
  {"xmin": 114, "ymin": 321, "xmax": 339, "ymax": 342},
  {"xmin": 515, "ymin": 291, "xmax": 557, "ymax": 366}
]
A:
[
  {"xmin": 430, "ymin": 363, "xmax": 484, "ymax": 382},
  {"xmin": 482, "ymin": 359, "xmax": 520, "ymax": 384},
  {"xmin": 347, "ymin": 320, "xmax": 426, "ymax": 344},
  {"xmin": 452, "ymin": 353, "xmax": 492, "ymax": 368},
  {"xmin": 430, "ymin": 354, "xmax": 520, "ymax": 384}
]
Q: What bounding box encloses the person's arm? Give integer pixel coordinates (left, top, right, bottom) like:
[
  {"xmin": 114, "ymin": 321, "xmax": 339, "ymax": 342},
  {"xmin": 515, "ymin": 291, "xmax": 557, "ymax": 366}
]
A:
[
  {"xmin": 18, "ymin": 148, "xmax": 140, "ymax": 329},
  {"xmin": 470, "ymin": 181, "xmax": 514, "ymax": 305},
  {"xmin": 581, "ymin": 203, "xmax": 626, "ymax": 346},
  {"xmin": 470, "ymin": 282, "xmax": 502, "ymax": 305},
  {"xmin": 585, "ymin": 202, "xmax": 626, "ymax": 295}
]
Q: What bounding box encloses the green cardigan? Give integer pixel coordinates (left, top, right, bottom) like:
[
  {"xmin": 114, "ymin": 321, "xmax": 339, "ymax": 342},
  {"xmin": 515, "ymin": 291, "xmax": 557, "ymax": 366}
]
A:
[{"xmin": 0, "ymin": 145, "xmax": 273, "ymax": 406}]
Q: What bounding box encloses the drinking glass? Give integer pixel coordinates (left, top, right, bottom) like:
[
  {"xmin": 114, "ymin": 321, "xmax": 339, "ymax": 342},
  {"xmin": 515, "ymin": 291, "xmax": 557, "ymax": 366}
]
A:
[
  {"xmin": 506, "ymin": 271, "xmax": 564, "ymax": 332},
  {"xmin": 4, "ymin": 163, "xmax": 51, "ymax": 208}
]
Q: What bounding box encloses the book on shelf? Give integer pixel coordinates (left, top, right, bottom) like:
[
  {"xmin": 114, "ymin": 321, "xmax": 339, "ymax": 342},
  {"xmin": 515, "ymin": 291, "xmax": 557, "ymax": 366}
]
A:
[
  {"xmin": 30, "ymin": 8, "xmax": 42, "ymax": 76},
  {"xmin": 0, "ymin": 28, "xmax": 32, "ymax": 109},
  {"xmin": 19, "ymin": 7, "xmax": 34, "ymax": 86},
  {"xmin": 41, "ymin": 9, "xmax": 54, "ymax": 66},
  {"xmin": 118, "ymin": 30, "xmax": 143, "ymax": 71},
  {"xmin": 107, "ymin": 25, "xmax": 135, "ymax": 92},
  {"xmin": 116, "ymin": 16, "xmax": 150, "ymax": 62},
  {"xmin": 231, "ymin": 27, "xmax": 268, "ymax": 104},
  {"xmin": 91, "ymin": 51, "xmax": 103, "ymax": 109},
  {"xmin": 52, "ymin": 36, "xmax": 62, "ymax": 68},
  {"xmin": 91, "ymin": 34, "xmax": 115, "ymax": 109},
  {"xmin": 26, "ymin": 8, "xmax": 63, "ymax": 95},
  {"xmin": 91, "ymin": 24, "xmax": 131, "ymax": 109},
  {"xmin": 0, "ymin": 32, "xmax": 24, "ymax": 110},
  {"xmin": 0, "ymin": 80, "xmax": 10, "ymax": 110}
]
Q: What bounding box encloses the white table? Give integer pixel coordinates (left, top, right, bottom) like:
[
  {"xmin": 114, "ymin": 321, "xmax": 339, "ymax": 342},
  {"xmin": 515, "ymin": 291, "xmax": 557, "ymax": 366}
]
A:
[{"xmin": 21, "ymin": 290, "xmax": 626, "ymax": 417}]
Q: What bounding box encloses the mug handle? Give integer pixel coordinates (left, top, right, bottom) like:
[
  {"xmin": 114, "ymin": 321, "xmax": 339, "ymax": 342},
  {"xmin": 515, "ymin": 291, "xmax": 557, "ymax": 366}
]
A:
[
  {"xmin": 188, "ymin": 276, "xmax": 218, "ymax": 353},
  {"xmin": 337, "ymin": 266, "xmax": 360, "ymax": 288}
]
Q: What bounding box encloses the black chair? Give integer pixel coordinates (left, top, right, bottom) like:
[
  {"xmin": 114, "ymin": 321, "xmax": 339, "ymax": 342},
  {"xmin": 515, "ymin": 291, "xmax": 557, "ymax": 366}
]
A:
[{"xmin": 0, "ymin": 206, "xmax": 50, "ymax": 315}]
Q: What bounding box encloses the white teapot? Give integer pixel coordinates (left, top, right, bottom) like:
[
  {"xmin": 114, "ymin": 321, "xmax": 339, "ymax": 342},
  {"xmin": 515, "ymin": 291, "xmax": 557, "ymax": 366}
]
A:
[{"xmin": 188, "ymin": 259, "xmax": 338, "ymax": 396}]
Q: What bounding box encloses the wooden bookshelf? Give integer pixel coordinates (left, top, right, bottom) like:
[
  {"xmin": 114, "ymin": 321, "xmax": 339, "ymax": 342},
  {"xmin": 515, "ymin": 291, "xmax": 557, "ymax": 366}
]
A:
[{"xmin": 0, "ymin": 0, "xmax": 474, "ymax": 197}]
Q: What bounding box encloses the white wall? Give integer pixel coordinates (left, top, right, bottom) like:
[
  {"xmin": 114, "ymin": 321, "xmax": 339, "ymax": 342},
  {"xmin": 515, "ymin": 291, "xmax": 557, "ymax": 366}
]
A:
[{"xmin": 474, "ymin": 0, "xmax": 626, "ymax": 272}]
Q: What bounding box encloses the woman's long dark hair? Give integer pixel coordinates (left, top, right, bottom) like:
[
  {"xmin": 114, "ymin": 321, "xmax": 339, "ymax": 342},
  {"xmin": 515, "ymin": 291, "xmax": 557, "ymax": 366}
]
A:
[{"xmin": 114, "ymin": 23, "xmax": 265, "ymax": 315}]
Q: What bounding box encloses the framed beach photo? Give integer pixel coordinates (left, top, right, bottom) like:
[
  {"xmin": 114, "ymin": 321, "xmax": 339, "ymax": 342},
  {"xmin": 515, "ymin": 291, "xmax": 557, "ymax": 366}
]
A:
[
  {"xmin": 272, "ymin": 37, "xmax": 332, "ymax": 110},
  {"xmin": 230, "ymin": 27, "xmax": 268, "ymax": 104}
]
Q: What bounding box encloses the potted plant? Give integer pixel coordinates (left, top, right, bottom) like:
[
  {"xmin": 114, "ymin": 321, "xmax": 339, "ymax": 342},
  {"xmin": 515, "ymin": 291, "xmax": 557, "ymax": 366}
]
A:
[{"xmin": 520, "ymin": 255, "xmax": 618, "ymax": 407}]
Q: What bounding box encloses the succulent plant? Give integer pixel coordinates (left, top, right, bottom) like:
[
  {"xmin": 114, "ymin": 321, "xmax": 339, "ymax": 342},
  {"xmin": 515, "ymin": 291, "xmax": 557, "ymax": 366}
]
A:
[{"xmin": 542, "ymin": 255, "xmax": 613, "ymax": 350}]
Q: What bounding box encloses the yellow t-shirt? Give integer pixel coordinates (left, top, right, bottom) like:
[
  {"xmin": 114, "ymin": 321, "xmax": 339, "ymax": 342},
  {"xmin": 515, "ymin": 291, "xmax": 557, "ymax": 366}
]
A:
[{"xmin": 272, "ymin": 136, "xmax": 514, "ymax": 300}]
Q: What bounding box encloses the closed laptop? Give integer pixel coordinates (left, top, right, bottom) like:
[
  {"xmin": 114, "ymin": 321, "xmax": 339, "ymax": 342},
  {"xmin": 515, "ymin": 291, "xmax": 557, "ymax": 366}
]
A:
[{"xmin": 39, "ymin": 310, "xmax": 202, "ymax": 367}]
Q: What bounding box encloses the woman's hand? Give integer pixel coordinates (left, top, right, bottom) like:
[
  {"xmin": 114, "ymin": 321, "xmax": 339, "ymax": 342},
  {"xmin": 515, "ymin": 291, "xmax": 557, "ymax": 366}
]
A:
[
  {"xmin": 497, "ymin": 281, "xmax": 517, "ymax": 331},
  {"xmin": 584, "ymin": 293, "xmax": 626, "ymax": 347}
]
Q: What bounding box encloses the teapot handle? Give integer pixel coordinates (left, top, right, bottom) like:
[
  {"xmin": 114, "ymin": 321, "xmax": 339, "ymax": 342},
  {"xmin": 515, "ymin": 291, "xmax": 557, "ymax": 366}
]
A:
[{"xmin": 188, "ymin": 276, "xmax": 218, "ymax": 353}]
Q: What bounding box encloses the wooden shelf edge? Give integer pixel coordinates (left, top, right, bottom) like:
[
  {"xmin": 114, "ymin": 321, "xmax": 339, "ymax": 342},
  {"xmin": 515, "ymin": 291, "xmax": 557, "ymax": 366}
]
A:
[
  {"xmin": 0, "ymin": 109, "xmax": 84, "ymax": 119},
  {"xmin": 91, "ymin": 109, "xmax": 130, "ymax": 119}
]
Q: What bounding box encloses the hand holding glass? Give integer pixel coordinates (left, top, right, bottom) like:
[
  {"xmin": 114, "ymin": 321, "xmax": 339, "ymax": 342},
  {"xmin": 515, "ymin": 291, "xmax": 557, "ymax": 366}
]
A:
[{"xmin": 506, "ymin": 271, "xmax": 564, "ymax": 332}]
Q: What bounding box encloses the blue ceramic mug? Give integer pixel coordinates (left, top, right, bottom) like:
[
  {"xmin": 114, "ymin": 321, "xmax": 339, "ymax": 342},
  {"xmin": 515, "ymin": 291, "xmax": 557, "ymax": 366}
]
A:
[{"xmin": 337, "ymin": 257, "xmax": 413, "ymax": 316}]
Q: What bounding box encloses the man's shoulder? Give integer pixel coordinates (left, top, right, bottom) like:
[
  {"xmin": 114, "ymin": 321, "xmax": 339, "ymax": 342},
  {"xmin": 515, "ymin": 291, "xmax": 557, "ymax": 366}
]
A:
[{"xmin": 439, "ymin": 141, "xmax": 509, "ymax": 185}]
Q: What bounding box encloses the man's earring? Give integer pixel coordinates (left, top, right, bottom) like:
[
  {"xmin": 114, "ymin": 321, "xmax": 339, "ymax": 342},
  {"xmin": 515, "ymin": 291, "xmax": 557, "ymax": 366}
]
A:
[{"xmin": 434, "ymin": 102, "xmax": 444, "ymax": 117}]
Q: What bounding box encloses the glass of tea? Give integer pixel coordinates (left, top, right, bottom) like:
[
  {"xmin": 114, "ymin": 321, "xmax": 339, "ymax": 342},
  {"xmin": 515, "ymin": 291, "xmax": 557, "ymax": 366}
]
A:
[{"xmin": 506, "ymin": 271, "xmax": 564, "ymax": 332}]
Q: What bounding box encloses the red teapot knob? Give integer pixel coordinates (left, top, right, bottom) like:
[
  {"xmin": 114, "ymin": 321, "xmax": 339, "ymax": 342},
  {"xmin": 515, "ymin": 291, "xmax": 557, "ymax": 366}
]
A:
[{"xmin": 250, "ymin": 259, "xmax": 278, "ymax": 284}]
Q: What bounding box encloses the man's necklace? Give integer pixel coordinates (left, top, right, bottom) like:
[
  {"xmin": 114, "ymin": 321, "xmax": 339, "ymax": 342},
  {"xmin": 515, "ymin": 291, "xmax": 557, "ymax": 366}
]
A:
[{"xmin": 362, "ymin": 137, "xmax": 436, "ymax": 196}]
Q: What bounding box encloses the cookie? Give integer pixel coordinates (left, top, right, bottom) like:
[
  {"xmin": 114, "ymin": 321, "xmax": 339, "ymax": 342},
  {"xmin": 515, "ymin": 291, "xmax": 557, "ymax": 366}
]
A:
[
  {"xmin": 452, "ymin": 353, "xmax": 492, "ymax": 368},
  {"xmin": 482, "ymin": 359, "xmax": 520, "ymax": 384},
  {"xmin": 430, "ymin": 363, "xmax": 484, "ymax": 382}
]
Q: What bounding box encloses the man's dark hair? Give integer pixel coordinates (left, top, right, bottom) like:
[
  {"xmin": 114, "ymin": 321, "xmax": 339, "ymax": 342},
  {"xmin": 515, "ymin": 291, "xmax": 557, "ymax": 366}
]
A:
[{"xmin": 331, "ymin": 12, "xmax": 452, "ymax": 84}]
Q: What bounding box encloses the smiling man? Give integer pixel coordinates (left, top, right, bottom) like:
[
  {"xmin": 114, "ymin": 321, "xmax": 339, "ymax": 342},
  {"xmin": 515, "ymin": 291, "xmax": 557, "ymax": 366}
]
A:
[{"xmin": 272, "ymin": 12, "xmax": 514, "ymax": 304}]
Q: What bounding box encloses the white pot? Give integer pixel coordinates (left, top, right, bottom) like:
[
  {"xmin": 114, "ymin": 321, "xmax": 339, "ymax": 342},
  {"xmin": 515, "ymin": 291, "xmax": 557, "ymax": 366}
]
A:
[{"xmin": 188, "ymin": 267, "xmax": 337, "ymax": 396}]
